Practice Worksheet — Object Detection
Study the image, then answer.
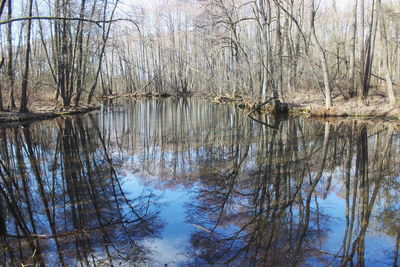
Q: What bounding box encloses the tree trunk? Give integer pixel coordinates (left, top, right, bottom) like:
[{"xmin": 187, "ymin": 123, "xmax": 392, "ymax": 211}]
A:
[
  {"xmin": 87, "ymin": 0, "xmax": 119, "ymax": 104},
  {"xmin": 348, "ymin": 0, "xmax": 358, "ymax": 97},
  {"xmin": 73, "ymin": 0, "xmax": 86, "ymax": 106},
  {"xmin": 7, "ymin": 0, "xmax": 15, "ymax": 108},
  {"xmin": 0, "ymin": 0, "xmax": 6, "ymax": 17},
  {"xmin": 377, "ymin": 0, "xmax": 396, "ymax": 104},
  {"xmin": 0, "ymin": 58, "xmax": 4, "ymax": 111},
  {"xmin": 20, "ymin": 0, "xmax": 34, "ymax": 113},
  {"xmin": 359, "ymin": 0, "xmax": 377, "ymax": 102},
  {"xmin": 310, "ymin": 0, "xmax": 332, "ymax": 109},
  {"xmin": 275, "ymin": 2, "xmax": 283, "ymax": 100}
]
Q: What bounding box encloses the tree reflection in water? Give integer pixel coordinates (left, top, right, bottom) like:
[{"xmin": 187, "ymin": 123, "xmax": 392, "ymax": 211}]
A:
[
  {"xmin": 0, "ymin": 98, "xmax": 399, "ymax": 267},
  {"xmin": 0, "ymin": 116, "xmax": 162, "ymax": 266},
  {"xmin": 103, "ymin": 98, "xmax": 398, "ymax": 266},
  {"xmin": 182, "ymin": 117, "xmax": 400, "ymax": 267}
]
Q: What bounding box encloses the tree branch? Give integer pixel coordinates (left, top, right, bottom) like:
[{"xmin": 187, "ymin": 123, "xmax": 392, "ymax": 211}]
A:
[
  {"xmin": 0, "ymin": 16, "xmax": 138, "ymax": 27},
  {"xmin": 247, "ymin": 96, "xmax": 277, "ymax": 116}
]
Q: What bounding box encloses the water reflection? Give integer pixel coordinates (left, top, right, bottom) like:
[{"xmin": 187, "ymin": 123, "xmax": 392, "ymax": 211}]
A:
[
  {"xmin": 0, "ymin": 98, "xmax": 399, "ymax": 266},
  {"xmin": 0, "ymin": 116, "xmax": 162, "ymax": 266},
  {"xmin": 185, "ymin": 121, "xmax": 399, "ymax": 267}
]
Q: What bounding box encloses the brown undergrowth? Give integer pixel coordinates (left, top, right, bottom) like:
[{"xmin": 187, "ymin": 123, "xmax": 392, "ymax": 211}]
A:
[{"xmin": 209, "ymin": 87, "xmax": 400, "ymax": 121}]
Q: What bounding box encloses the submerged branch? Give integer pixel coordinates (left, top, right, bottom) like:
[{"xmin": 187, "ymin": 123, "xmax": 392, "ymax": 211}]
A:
[{"xmin": 247, "ymin": 114, "xmax": 279, "ymax": 130}]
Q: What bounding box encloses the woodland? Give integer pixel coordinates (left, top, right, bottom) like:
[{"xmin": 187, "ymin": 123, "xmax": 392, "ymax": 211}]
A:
[
  {"xmin": 0, "ymin": 0, "xmax": 399, "ymax": 118},
  {"xmin": 0, "ymin": 2, "xmax": 399, "ymax": 265}
]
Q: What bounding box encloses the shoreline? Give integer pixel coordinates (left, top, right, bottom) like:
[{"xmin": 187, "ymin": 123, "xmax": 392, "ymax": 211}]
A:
[
  {"xmin": 110, "ymin": 91, "xmax": 400, "ymax": 122},
  {"xmin": 208, "ymin": 93, "xmax": 400, "ymax": 122},
  {"xmin": 2, "ymin": 92, "xmax": 399, "ymax": 125},
  {"xmin": 0, "ymin": 105, "xmax": 100, "ymax": 124}
]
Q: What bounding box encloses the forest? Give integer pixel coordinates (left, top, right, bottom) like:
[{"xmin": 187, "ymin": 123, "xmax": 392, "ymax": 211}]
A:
[
  {"xmin": 0, "ymin": 1, "xmax": 399, "ymax": 266},
  {"xmin": 0, "ymin": 0, "xmax": 399, "ymax": 119}
]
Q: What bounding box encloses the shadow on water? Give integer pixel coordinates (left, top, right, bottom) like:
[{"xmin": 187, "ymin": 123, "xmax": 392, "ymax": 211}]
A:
[{"xmin": 0, "ymin": 98, "xmax": 399, "ymax": 266}]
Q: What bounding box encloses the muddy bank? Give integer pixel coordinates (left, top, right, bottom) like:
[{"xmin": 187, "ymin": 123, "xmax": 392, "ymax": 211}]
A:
[
  {"xmin": 305, "ymin": 101, "xmax": 400, "ymax": 120},
  {"xmin": 0, "ymin": 105, "xmax": 100, "ymax": 124},
  {"xmin": 210, "ymin": 93, "xmax": 400, "ymax": 121}
]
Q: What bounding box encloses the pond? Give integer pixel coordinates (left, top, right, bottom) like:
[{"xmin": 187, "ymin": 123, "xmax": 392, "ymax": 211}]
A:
[{"xmin": 0, "ymin": 98, "xmax": 398, "ymax": 266}]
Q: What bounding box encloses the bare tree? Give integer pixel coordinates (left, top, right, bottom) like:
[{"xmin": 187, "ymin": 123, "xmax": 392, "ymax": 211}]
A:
[
  {"xmin": 20, "ymin": 0, "xmax": 34, "ymax": 112},
  {"xmin": 377, "ymin": 0, "xmax": 396, "ymax": 104},
  {"xmin": 87, "ymin": 0, "xmax": 120, "ymax": 104},
  {"xmin": 348, "ymin": 0, "xmax": 358, "ymax": 97},
  {"xmin": 309, "ymin": 0, "xmax": 332, "ymax": 109},
  {"xmin": 6, "ymin": 0, "xmax": 15, "ymax": 108}
]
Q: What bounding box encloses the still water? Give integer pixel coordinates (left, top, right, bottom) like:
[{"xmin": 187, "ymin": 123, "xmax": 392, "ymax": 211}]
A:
[{"xmin": 0, "ymin": 98, "xmax": 398, "ymax": 266}]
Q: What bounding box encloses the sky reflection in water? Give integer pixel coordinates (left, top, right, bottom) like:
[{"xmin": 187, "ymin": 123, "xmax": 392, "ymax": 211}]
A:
[{"xmin": 0, "ymin": 98, "xmax": 398, "ymax": 266}]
